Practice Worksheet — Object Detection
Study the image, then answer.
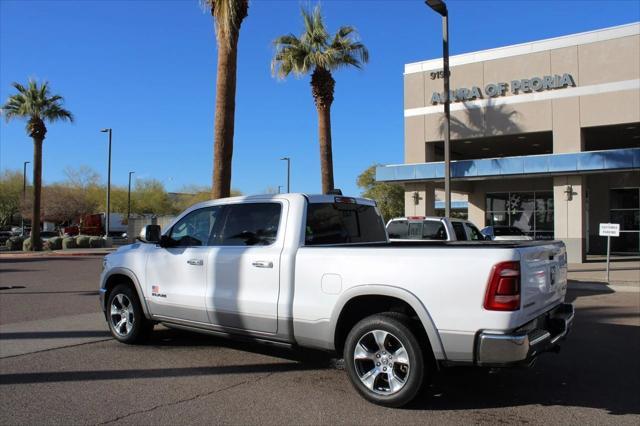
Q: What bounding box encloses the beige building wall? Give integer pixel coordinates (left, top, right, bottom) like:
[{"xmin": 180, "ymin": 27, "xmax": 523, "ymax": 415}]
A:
[{"xmin": 401, "ymin": 24, "xmax": 640, "ymax": 263}]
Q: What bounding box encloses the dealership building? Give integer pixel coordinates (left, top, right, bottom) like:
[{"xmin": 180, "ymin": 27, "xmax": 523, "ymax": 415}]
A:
[{"xmin": 376, "ymin": 23, "xmax": 640, "ymax": 263}]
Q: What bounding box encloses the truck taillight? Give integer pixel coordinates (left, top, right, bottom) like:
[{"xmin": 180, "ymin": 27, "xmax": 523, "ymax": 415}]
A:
[{"xmin": 484, "ymin": 261, "xmax": 520, "ymax": 311}]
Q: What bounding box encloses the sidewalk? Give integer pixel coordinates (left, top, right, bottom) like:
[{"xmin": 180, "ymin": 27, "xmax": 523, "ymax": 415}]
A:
[{"xmin": 0, "ymin": 248, "xmax": 116, "ymax": 258}]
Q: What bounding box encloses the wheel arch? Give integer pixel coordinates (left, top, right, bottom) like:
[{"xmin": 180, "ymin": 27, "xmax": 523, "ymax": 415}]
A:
[
  {"xmin": 330, "ymin": 285, "xmax": 445, "ymax": 360},
  {"xmin": 102, "ymin": 267, "xmax": 151, "ymax": 319}
]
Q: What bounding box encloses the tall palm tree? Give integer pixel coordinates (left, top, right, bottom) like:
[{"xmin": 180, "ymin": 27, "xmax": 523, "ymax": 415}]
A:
[
  {"xmin": 2, "ymin": 80, "xmax": 73, "ymax": 250},
  {"xmin": 272, "ymin": 5, "xmax": 368, "ymax": 194},
  {"xmin": 203, "ymin": 0, "xmax": 249, "ymax": 199}
]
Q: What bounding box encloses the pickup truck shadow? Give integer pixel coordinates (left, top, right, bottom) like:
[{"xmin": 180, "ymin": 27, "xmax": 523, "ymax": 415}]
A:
[{"xmin": 410, "ymin": 302, "xmax": 639, "ymax": 415}]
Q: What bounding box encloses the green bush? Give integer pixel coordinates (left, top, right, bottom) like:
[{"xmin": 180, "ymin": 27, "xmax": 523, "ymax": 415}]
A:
[
  {"xmin": 46, "ymin": 237, "xmax": 63, "ymax": 250},
  {"xmin": 89, "ymin": 236, "xmax": 104, "ymax": 248},
  {"xmin": 5, "ymin": 236, "xmax": 23, "ymax": 251},
  {"xmin": 76, "ymin": 235, "xmax": 90, "ymax": 248},
  {"xmin": 22, "ymin": 237, "xmax": 32, "ymax": 251},
  {"xmin": 62, "ymin": 237, "xmax": 77, "ymax": 249}
]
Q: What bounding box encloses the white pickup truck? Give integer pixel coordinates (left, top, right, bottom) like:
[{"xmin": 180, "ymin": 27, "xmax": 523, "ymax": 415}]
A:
[{"xmin": 99, "ymin": 193, "xmax": 574, "ymax": 407}]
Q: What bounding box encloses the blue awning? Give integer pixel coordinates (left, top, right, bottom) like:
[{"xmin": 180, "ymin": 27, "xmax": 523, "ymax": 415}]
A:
[{"xmin": 376, "ymin": 148, "xmax": 640, "ymax": 182}]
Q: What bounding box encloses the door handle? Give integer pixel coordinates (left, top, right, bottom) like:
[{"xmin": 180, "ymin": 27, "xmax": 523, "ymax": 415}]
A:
[
  {"xmin": 187, "ymin": 259, "xmax": 204, "ymax": 266},
  {"xmin": 252, "ymin": 260, "xmax": 273, "ymax": 268}
]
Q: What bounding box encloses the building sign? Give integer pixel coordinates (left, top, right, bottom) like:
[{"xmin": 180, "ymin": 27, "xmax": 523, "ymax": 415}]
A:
[
  {"xmin": 599, "ymin": 223, "xmax": 620, "ymax": 237},
  {"xmin": 430, "ymin": 73, "xmax": 576, "ymax": 104}
]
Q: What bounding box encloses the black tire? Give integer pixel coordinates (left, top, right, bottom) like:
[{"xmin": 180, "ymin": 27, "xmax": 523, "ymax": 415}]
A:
[
  {"xmin": 106, "ymin": 284, "xmax": 153, "ymax": 344},
  {"xmin": 344, "ymin": 313, "xmax": 425, "ymax": 407}
]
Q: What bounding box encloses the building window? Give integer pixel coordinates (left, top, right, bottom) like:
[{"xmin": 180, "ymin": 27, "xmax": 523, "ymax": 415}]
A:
[
  {"xmin": 610, "ymin": 188, "xmax": 640, "ymax": 254},
  {"xmin": 485, "ymin": 191, "xmax": 554, "ymax": 240}
]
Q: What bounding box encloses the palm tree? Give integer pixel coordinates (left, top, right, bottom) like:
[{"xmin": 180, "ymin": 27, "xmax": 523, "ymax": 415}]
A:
[
  {"xmin": 2, "ymin": 80, "xmax": 73, "ymax": 250},
  {"xmin": 272, "ymin": 5, "xmax": 368, "ymax": 194},
  {"xmin": 203, "ymin": 0, "xmax": 249, "ymax": 199}
]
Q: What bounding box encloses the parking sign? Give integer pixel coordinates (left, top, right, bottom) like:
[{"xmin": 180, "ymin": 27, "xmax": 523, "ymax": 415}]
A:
[{"xmin": 599, "ymin": 223, "xmax": 620, "ymax": 237}]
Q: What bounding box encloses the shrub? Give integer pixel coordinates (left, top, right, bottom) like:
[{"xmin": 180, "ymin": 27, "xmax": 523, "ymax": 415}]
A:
[
  {"xmin": 62, "ymin": 237, "xmax": 77, "ymax": 249},
  {"xmin": 47, "ymin": 237, "xmax": 63, "ymax": 250},
  {"xmin": 5, "ymin": 236, "xmax": 23, "ymax": 251},
  {"xmin": 76, "ymin": 235, "xmax": 90, "ymax": 248},
  {"xmin": 22, "ymin": 238, "xmax": 32, "ymax": 251},
  {"xmin": 89, "ymin": 236, "xmax": 104, "ymax": 248}
]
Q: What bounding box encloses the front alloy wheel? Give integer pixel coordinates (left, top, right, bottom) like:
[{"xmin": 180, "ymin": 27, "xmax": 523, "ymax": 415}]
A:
[
  {"xmin": 110, "ymin": 293, "xmax": 134, "ymax": 337},
  {"xmin": 106, "ymin": 284, "xmax": 152, "ymax": 344},
  {"xmin": 344, "ymin": 313, "xmax": 425, "ymax": 407}
]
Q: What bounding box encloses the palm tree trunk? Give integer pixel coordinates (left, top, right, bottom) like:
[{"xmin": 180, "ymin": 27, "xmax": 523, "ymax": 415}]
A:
[
  {"xmin": 212, "ymin": 33, "xmax": 240, "ymax": 199},
  {"xmin": 311, "ymin": 67, "xmax": 336, "ymax": 194},
  {"xmin": 31, "ymin": 137, "xmax": 43, "ymax": 251},
  {"xmin": 316, "ymin": 105, "xmax": 334, "ymax": 194}
]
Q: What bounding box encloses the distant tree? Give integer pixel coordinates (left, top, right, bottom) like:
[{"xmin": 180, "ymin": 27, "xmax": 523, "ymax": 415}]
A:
[
  {"xmin": 0, "ymin": 170, "xmax": 24, "ymax": 227},
  {"xmin": 63, "ymin": 165, "xmax": 101, "ymax": 188},
  {"xmin": 2, "ymin": 80, "xmax": 73, "ymax": 250},
  {"xmin": 134, "ymin": 179, "xmax": 174, "ymax": 215},
  {"xmin": 272, "ymin": 5, "xmax": 368, "ymax": 194},
  {"xmin": 202, "ymin": 0, "xmax": 249, "ymax": 199},
  {"xmin": 357, "ymin": 164, "xmax": 404, "ymax": 222},
  {"xmin": 40, "ymin": 184, "xmax": 96, "ymax": 223}
]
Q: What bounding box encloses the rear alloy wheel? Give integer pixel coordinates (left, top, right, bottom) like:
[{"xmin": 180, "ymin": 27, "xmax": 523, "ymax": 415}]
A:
[
  {"xmin": 107, "ymin": 284, "xmax": 153, "ymax": 344},
  {"xmin": 344, "ymin": 314, "xmax": 424, "ymax": 407}
]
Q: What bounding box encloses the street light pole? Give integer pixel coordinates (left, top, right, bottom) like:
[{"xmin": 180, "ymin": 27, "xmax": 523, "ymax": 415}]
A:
[
  {"xmin": 425, "ymin": 0, "xmax": 451, "ymax": 218},
  {"xmin": 127, "ymin": 171, "xmax": 135, "ymax": 221},
  {"xmin": 22, "ymin": 161, "xmax": 30, "ymax": 235},
  {"xmin": 100, "ymin": 128, "xmax": 112, "ymax": 237},
  {"xmin": 280, "ymin": 157, "xmax": 291, "ymax": 193}
]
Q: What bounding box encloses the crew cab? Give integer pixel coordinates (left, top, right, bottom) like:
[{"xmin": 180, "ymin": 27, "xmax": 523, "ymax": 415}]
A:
[
  {"xmin": 99, "ymin": 193, "xmax": 574, "ymax": 407},
  {"xmin": 387, "ymin": 216, "xmax": 486, "ymax": 242}
]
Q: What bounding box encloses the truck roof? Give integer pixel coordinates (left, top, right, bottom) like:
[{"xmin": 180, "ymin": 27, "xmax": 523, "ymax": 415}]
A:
[{"xmin": 185, "ymin": 193, "xmax": 377, "ymax": 212}]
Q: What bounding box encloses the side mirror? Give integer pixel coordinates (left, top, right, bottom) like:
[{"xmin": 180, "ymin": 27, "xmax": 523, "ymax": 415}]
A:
[{"xmin": 138, "ymin": 225, "xmax": 161, "ymax": 243}]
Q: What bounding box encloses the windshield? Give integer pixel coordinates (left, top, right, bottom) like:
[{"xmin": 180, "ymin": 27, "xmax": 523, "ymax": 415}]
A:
[{"xmin": 305, "ymin": 203, "xmax": 387, "ymax": 245}]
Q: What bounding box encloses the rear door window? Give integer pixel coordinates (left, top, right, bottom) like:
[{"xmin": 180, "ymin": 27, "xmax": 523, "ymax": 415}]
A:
[
  {"xmin": 423, "ymin": 221, "xmax": 447, "ymax": 240},
  {"xmin": 464, "ymin": 223, "xmax": 484, "ymax": 240},
  {"xmin": 305, "ymin": 203, "xmax": 387, "ymax": 245},
  {"xmin": 387, "ymin": 221, "xmax": 409, "ymax": 239},
  {"xmin": 215, "ymin": 203, "xmax": 282, "ymax": 246},
  {"xmin": 451, "ymin": 221, "xmax": 468, "ymax": 241}
]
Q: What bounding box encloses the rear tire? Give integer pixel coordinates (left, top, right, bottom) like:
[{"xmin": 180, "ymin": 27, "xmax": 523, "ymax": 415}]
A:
[
  {"xmin": 344, "ymin": 313, "xmax": 425, "ymax": 407},
  {"xmin": 107, "ymin": 284, "xmax": 153, "ymax": 344}
]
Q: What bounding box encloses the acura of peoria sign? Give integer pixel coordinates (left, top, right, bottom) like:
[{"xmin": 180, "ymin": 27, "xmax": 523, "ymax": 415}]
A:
[{"xmin": 430, "ymin": 73, "xmax": 576, "ymax": 104}]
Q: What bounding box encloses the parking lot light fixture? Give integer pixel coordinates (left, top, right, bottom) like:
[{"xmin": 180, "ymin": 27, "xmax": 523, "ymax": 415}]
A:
[
  {"xmin": 100, "ymin": 128, "xmax": 112, "ymax": 237},
  {"xmin": 425, "ymin": 0, "xmax": 451, "ymax": 218},
  {"xmin": 280, "ymin": 157, "xmax": 291, "ymax": 193}
]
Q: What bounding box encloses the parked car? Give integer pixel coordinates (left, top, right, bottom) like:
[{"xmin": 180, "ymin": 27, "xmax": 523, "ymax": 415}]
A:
[
  {"xmin": 386, "ymin": 216, "xmax": 486, "ymax": 242},
  {"xmin": 481, "ymin": 226, "xmax": 533, "ymax": 241},
  {"xmin": 0, "ymin": 231, "xmax": 13, "ymax": 245},
  {"xmin": 100, "ymin": 193, "xmax": 573, "ymax": 407}
]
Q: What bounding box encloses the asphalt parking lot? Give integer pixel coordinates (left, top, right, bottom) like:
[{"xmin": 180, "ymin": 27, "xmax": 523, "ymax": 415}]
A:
[{"xmin": 1, "ymin": 257, "xmax": 639, "ymax": 425}]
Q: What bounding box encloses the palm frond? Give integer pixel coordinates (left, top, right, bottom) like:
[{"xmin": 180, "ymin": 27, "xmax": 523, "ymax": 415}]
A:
[
  {"xmin": 271, "ymin": 4, "xmax": 369, "ymax": 79},
  {"xmin": 1, "ymin": 79, "xmax": 73, "ymax": 125},
  {"xmin": 202, "ymin": 0, "xmax": 248, "ymax": 46}
]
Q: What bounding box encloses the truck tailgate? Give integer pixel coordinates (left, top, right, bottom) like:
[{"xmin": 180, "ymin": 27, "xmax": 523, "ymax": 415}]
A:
[{"xmin": 519, "ymin": 242, "xmax": 568, "ymax": 322}]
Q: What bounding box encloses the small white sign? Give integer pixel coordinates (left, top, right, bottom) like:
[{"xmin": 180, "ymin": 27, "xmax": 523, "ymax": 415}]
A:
[{"xmin": 599, "ymin": 223, "xmax": 620, "ymax": 237}]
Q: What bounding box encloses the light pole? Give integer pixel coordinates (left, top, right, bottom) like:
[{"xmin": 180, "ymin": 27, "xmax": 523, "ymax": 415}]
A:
[
  {"xmin": 280, "ymin": 157, "xmax": 291, "ymax": 193},
  {"xmin": 277, "ymin": 185, "xmax": 283, "ymax": 194},
  {"xmin": 425, "ymin": 0, "xmax": 451, "ymax": 218},
  {"xmin": 100, "ymin": 128, "xmax": 112, "ymax": 237},
  {"xmin": 21, "ymin": 161, "xmax": 30, "ymax": 235},
  {"xmin": 127, "ymin": 171, "xmax": 135, "ymax": 222}
]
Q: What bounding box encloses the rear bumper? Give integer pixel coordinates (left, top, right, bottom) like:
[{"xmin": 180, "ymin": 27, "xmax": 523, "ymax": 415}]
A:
[{"xmin": 476, "ymin": 303, "xmax": 574, "ymax": 366}]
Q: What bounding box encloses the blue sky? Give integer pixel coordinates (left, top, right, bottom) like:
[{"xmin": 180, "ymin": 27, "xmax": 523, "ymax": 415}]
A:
[{"xmin": 1, "ymin": 0, "xmax": 638, "ymax": 196}]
